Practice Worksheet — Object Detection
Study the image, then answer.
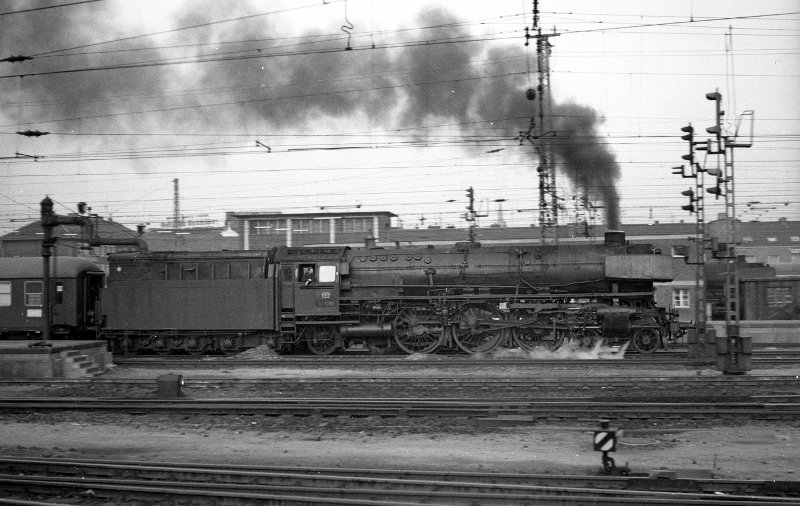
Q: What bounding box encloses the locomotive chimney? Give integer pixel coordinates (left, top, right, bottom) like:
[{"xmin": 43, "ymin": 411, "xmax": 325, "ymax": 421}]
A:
[
  {"xmin": 604, "ymin": 230, "xmax": 625, "ymax": 245},
  {"xmin": 365, "ymin": 232, "xmax": 377, "ymax": 249}
]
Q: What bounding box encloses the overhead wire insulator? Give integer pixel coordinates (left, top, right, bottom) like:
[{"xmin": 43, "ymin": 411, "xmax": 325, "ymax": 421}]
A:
[
  {"xmin": 16, "ymin": 130, "xmax": 49, "ymax": 137},
  {"xmin": 1, "ymin": 55, "xmax": 33, "ymax": 63}
]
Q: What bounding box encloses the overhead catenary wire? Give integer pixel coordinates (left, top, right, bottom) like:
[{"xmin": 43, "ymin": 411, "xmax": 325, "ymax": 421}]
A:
[{"xmin": 1, "ymin": 3, "xmax": 798, "ymax": 230}]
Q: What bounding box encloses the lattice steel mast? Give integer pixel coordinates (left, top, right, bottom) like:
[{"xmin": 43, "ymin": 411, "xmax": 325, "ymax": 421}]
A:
[{"xmin": 523, "ymin": 0, "xmax": 559, "ymax": 243}]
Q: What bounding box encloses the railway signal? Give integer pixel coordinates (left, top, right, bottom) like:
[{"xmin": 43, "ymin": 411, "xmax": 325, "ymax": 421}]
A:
[
  {"xmin": 673, "ymin": 122, "xmax": 711, "ymax": 363},
  {"xmin": 465, "ymin": 187, "xmax": 475, "ymax": 217},
  {"xmin": 680, "ymin": 125, "xmax": 695, "ymax": 168},
  {"xmin": 680, "ymin": 189, "xmax": 697, "ymax": 213}
]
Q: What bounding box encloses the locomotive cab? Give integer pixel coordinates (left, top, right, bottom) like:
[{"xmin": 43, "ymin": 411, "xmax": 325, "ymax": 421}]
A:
[
  {"xmin": 292, "ymin": 262, "xmax": 340, "ymax": 316},
  {"xmin": 274, "ymin": 246, "xmax": 350, "ymax": 355}
]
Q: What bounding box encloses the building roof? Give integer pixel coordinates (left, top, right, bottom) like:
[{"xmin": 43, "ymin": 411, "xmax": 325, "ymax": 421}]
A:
[
  {"xmin": 141, "ymin": 227, "xmax": 240, "ymax": 252},
  {"xmin": 1, "ymin": 216, "xmax": 140, "ymax": 242},
  {"xmin": 229, "ymin": 211, "xmax": 397, "ymax": 219}
]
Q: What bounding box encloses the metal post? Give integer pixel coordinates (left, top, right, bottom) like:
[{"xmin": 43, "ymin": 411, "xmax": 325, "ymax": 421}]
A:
[
  {"xmin": 35, "ymin": 196, "xmax": 56, "ymax": 347},
  {"xmin": 41, "ymin": 230, "xmax": 51, "ymax": 343},
  {"xmin": 704, "ymin": 92, "xmax": 752, "ymax": 374}
]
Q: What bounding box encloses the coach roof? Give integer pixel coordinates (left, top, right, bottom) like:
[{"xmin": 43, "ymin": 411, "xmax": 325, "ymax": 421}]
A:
[{"xmin": 0, "ymin": 257, "xmax": 104, "ymax": 279}]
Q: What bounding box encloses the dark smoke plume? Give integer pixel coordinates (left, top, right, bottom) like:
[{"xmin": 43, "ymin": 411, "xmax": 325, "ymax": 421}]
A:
[{"xmin": 1, "ymin": 3, "xmax": 621, "ymax": 227}]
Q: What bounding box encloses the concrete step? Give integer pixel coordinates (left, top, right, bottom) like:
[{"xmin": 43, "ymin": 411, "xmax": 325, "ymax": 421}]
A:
[{"xmin": 63, "ymin": 353, "xmax": 103, "ymax": 378}]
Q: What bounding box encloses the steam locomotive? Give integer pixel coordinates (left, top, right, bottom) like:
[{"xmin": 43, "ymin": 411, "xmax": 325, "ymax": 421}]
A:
[{"xmin": 96, "ymin": 230, "xmax": 679, "ymax": 355}]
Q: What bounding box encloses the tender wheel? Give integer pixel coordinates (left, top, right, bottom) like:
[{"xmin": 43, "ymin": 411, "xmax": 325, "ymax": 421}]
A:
[
  {"xmin": 452, "ymin": 304, "xmax": 505, "ymax": 354},
  {"xmin": 152, "ymin": 335, "xmax": 171, "ymax": 355},
  {"xmin": 186, "ymin": 335, "xmax": 205, "ymax": 355},
  {"xmin": 220, "ymin": 335, "xmax": 241, "ymax": 355},
  {"xmin": 393, "ymin": 303, "xmax": 444, "ymax": 354},
  {"xmin": 307, "ymin": 326, "xmax": 338, "ymax": 356},
  {"xmin": 631, "ymin": 327, "xmax": 660, "ymax": 354},
  {"xmin": 511, "ymin": 310, "xmax": 565, "ymax": 351}
]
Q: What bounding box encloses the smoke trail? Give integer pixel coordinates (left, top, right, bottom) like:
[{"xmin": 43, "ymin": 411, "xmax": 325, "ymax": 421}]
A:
[{"xmin": 1, "ymin": 3, "xmax": 622, "ymax": 224}]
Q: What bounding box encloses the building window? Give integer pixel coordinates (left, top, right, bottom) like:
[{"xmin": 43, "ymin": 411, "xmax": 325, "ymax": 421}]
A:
[
  {"xmin": 292, "ymin": 219, "xmax": 330, "ymax": 235},
  {"xmin": 24, "ymin": 281, "xmax": 43, "ymax": 307},
  {"xmin": 671, "ymin": 245, "xmax": 687, "ymax": 257},
  {"xmin": 252, "ymin": 219, "xmax": 286, "ymax": 235},
  {"xmin": 767, "ymin": 287, "xmax": 793, "ymax": 307},
  {"xmin": 767, "ymin": 237, "xmax": 778, "ymax": 242},
  {"xmin": 672, "ymin": 289, "xmax": 690, "ymax": 308},
  {"xmin": 767, "ymin": 255, "xmax": 781, "ymax": 265},
  {"xmin": 791, "ymin": 236, "xmax": 800, "ymax": 243},
  {"xmin": 741, "ymin": 236, "xmax": 753, "ymax": 243},
  {"xmin": 341, "ymin": 217, "xmax": 371, "ymax": 233},
  {"xmin": 0, "ymin": 281, "xmax": 10, "ymax": 307}
]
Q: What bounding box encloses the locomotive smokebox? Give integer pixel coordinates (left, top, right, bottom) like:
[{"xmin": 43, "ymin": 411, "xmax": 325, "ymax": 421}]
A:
[{"xmin": 604, "ymin": 231, "xmax": 626, "ymax": 245}]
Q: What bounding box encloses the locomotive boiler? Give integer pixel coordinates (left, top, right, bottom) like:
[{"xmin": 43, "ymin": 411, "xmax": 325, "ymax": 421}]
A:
[{"xmin": 100, "ymin": 230, "xmax": 678, "ymax": 355}]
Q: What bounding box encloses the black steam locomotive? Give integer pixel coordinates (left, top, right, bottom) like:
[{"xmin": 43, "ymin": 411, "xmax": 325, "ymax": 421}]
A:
[{"xmin": 98, "ymin": 231, "xmax": 678, "ymax": 355}]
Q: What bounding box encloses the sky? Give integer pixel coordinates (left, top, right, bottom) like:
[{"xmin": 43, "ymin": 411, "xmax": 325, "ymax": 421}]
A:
[{"xmin": 1, "ymin": 0, "xmax": 798, "ymax": 235}]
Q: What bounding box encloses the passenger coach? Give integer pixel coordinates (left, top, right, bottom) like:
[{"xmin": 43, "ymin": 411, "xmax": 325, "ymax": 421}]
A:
[{"xmin": 0, "ymin": 257, "xmax": 104, "ymax": 339}]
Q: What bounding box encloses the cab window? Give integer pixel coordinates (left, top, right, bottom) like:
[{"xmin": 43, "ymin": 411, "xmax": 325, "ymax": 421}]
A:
[
  {"xmin": 318, "ymin": 265, "xmax": 336, "ymax": 283},
  {"xmin": 298, "ymin": 264, "xmax": 315, "ymax": 282}
]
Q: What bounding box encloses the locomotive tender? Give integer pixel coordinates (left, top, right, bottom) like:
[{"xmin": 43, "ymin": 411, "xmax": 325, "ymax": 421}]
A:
[{"xmin": 100, "ymin": 231, "xmax": 678, "ymax": 355}]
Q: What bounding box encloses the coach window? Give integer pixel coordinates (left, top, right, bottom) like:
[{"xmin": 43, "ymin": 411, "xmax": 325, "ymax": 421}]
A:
[
  {"xmin": 318, "ymin": 265, "xmax": 336, "ymax": 283},
  {"xmin": 0, "ymin": 281, "xmax": 10, "ymax": 306},
  {"xmin": 55, "ymin": 282, "xmax": 64, "ymax": 305},
  {"xmin": 24, "ymin": 281, "xmax": 43, "ymax": 307}
]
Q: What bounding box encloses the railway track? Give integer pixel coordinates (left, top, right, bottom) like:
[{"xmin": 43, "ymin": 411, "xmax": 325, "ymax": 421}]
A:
[
  {"xmin": 1, "ymin": 456, "xmax": 798, "ymax": 505},
  {"xmin": 1, "ymin": 396, "xmax": 798, "ymax": 421},
  {"xmin": 111, "ymin": 349, "xmax": 800, "ymax": 369},
  {"xmin": 1, "ymin": 375, "xmax": 798, "ymax": 399}
]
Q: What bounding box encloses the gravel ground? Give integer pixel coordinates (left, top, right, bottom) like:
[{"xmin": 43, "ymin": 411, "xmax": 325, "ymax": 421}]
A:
[{"xmin": 1, "ymin": 350, "xmax": 799, "ymax": 482}]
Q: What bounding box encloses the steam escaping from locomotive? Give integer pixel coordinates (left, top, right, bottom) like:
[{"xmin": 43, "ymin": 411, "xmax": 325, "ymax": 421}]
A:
[{"xmin": 2, "ymin": 3, "xmax": 621, "ymax": 227}]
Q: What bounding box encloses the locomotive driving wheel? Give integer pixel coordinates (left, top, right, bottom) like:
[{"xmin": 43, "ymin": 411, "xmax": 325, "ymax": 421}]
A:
[
  {"xmin": 511, "ymin": 310, "xmax": 565, "ymax": 351},
  {"xmin": 307, "ymin": 326, "xmax": 338, "ymax": 356},
  {"xmin": 393, "ymin": 303, "xmax": 444, "ymax": 354},
  {"xmin": 452, "ymin": 303, "xmax": 506, "ymax": 354},
  {"xmin": 631, "ymin": 327, "xmax": 660, "ymax": 354},
  {"xmin": 576, "ymin": 328, "xmax": 602, "ymax": 349}
]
